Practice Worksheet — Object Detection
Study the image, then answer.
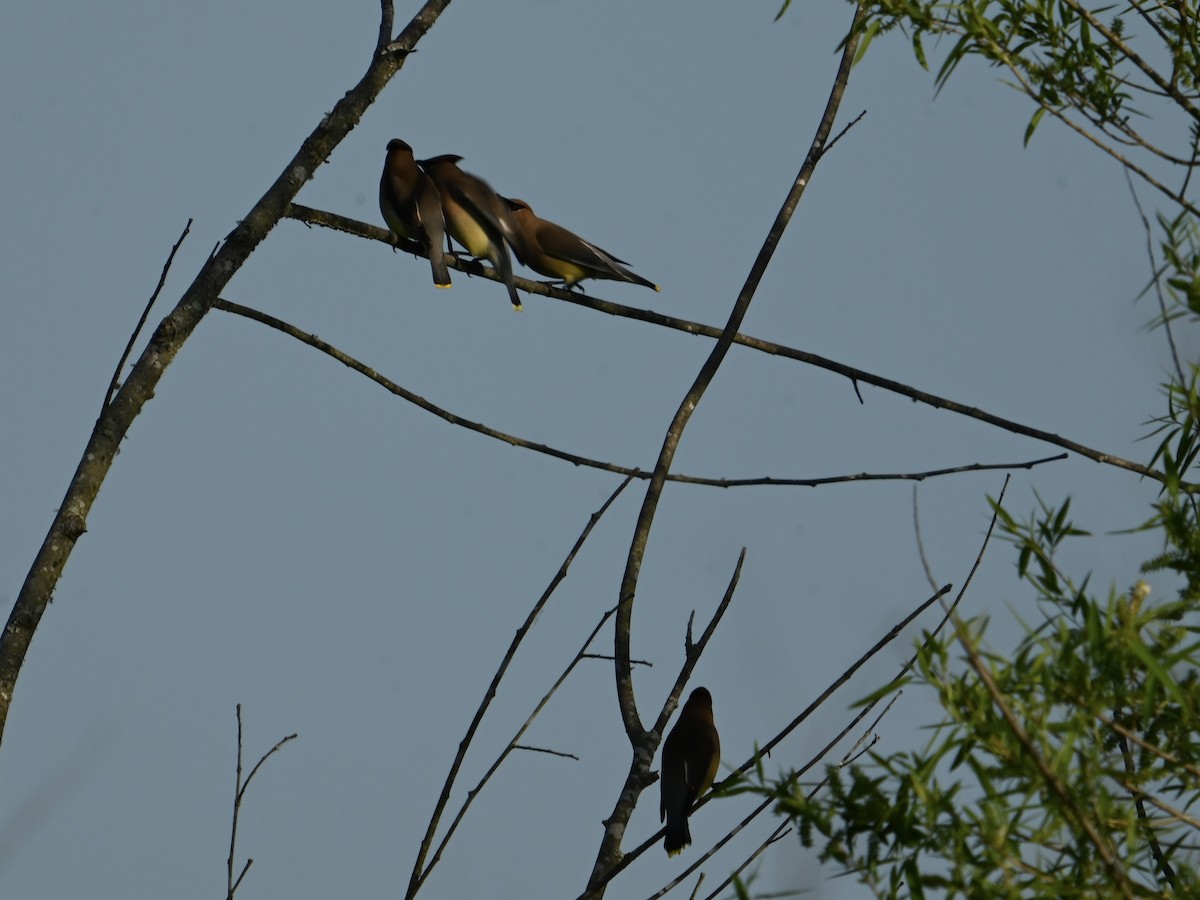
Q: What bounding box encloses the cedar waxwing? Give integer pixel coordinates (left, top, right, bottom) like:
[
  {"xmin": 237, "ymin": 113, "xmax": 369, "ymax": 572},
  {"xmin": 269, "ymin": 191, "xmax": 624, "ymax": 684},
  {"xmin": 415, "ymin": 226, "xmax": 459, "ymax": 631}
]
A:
[
  {"xmin": 379, "ymin": 139, "xmax": 452, "ymax": 288},
  {"xmin": 504, "ymin": 198, "xmax": 660, "ymax": 292},
  {"xmin": 417, "ymin": 154, "xmax": 524, "ymax": 310},
  {"xmin": 659, "ymin": 687, "xmax": 720, "ymax": 856}
]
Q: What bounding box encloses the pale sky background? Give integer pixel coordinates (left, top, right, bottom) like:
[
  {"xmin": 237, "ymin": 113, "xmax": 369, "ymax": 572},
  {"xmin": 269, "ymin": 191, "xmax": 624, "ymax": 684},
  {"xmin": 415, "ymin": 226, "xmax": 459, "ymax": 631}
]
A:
[{"xmin": 0, "ymin": 1, "xmax": 1184, "ymax": 898}]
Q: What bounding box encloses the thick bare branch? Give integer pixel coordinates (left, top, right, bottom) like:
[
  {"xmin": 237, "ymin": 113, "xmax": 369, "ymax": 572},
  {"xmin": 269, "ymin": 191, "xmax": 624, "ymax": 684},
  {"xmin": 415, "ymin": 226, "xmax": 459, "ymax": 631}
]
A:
[{"xmin": 0, "ymin": 0, "xmax": 454, "ymax": 746}]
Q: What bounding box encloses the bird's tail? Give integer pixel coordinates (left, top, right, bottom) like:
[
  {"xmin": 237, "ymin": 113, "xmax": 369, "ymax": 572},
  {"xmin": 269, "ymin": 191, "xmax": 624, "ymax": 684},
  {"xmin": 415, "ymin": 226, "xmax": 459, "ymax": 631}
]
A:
[
  {"xmin": 429, "ymin": 243, "xmax": 452, "ymax": 288},
  {"xmin": 493, "ymin": 242, "xmax": 523, "ymax": 311},
  {"xmin": 663, "ymin": 817, "xmax": 691, "ymax": 857}
]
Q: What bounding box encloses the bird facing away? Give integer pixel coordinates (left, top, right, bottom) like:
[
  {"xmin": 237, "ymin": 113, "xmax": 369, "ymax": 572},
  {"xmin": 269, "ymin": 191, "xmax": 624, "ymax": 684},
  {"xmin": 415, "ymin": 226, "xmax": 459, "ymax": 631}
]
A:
[
  {"xmin": 660, "ymin": 687, "xmax": 720, "ymax": 856},
  {"xmin": 504, "ymin": 198, "xmax": 660, "ymax": 292},
  {"xmin": 417, "ymin": 154, "xmax": 524, "ymax": 310},
  {"xmin": 379, "ymin": 139, "xmax": 451, "ymax": 288}
]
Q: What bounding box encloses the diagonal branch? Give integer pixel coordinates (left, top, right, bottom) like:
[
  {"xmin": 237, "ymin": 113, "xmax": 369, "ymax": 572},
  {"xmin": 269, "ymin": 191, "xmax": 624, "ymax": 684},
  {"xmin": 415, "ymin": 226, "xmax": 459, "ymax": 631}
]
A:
[
  {"xmin": 588, "ymin": 478, "xmax": 1009, "ymax": 894},
  {"xmin": 423, "ymin": 605, "xmax": 625, "ymax": 898},
  {"xmin": 577, "ymin": 553, "xmax": 746, "ymax": 896},
  {"xmin": 406, "ymin": 477, "xmax": 633, "ymax": 899},
  {"xmin": 104, "ymin": 219, "xmax": 192, "ymax": 408},
  {"xmin": 684, "ymin": 479, "xmax": 1006, "ymax": 895},
  {"xmin": 946, "ymin": 609, "xmax": 1137, "ymax": 895},
  {"xmin": 0, "ymin": 0, "xmax": 454, "ymax": 748},
  {"xmin": 650, "ymin": 553, "xmax": 745, "ymax": 744}
]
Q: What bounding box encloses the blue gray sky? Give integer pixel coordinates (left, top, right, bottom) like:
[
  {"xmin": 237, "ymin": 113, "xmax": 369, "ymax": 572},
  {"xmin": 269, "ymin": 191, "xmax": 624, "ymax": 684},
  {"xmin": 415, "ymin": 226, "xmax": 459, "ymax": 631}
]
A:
[{"xmin": 0, "ymin": 1, "xmax": 1178, "ymax": 897}]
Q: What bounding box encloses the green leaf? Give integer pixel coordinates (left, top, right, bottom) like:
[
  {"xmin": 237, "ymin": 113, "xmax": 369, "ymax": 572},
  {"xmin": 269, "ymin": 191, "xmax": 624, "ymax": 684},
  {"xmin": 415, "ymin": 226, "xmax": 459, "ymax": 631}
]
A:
[
  {"xmin": 854, "ymin": 19, "xmax": 882, "ymax": 67},
  {"xmin": 1024, "ymin": 106, "xmax": 1048, "ymax": 145}
]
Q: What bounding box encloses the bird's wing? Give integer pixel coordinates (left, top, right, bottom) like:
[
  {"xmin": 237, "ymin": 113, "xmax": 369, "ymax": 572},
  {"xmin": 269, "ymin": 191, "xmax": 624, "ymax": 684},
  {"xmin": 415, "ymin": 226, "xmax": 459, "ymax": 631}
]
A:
[
  {"xmin": 443, "ymin": 175, "xmax": 512, "ymax": 242},
  {"xmin": 535, "ymin": 220, "xmax": 630, "ymax": 271}
]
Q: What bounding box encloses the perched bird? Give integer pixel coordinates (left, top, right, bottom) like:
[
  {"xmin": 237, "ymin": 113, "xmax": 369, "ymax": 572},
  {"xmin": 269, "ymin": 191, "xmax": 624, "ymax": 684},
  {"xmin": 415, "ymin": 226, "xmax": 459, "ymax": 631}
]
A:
[
  {"xmin": 660, "ymin": 687, "xmax": 720, "ymax": 856},
  {"xmin": 379, "ymin": 139, "xmax": 451, "ymax": 288},
  {"xmin": 417, "ymin": 154, "xmax": 524, "ymax": 310},
  {"xmin": 504, "ymin": 198, "xmax": 660, "ymax": 292}
]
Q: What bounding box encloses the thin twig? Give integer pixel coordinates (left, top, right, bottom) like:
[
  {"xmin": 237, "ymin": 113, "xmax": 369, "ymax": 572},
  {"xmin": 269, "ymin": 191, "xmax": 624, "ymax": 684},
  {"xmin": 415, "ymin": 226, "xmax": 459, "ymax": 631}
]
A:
[
  {"xmin": 698, "ymin": 697, "xmax": 896, "ymax": 900},
  {"xmin": 592, "ymin": 579, "xmax": 955, "ymax": 896},
  {"xmin": 709, "ymin": 477, "xmax": 1009, "ymax": 894},
  {"xmin": 986, "ymin": 37, "xmax": 1200, "ymax": 217},
  {"xmin": 215, "ymin": 297, "xmax": 1063, "ymax": 489},
  {"xmin": 1125, "ymin": 171, "xmax": 1185, "ymax": 386},
  {"xmin": 226, "ymin": 704, "xmax": 245, "ymax": 900},
  {"xmin": 655, "ymin": 552, "xmax": 746, "ymax": 736},
  {"xmin": 912, "ymin": 485, "xmax": 940, "ymax": 594},
  {"xmin": 105, "ymin": 219, "xmax": 192, "ymax": 409},
  {"xmin": 432, "ymin": 605, "xmax": 620, "ymax": 892},
  {"xmin": 407, "ymin": 478, "xmax": 632, "ymax": 899},
  {"xmin": 512, "ymin": 744, "xmax": 580, "ymax": 761},
  {"xmin": 735, "ymin": 582, "xmax": 949, "ymax": 778},
  {"xmin": 226, "ymin": 705, "xmax": 297, "ymax": 900},
  {"xmin": 578, "ymin": 552, "xmax": 745, "ymax": 893},
  {"xmin": 580, "ymin": 653, "xmax": 653, "ymax": 666}
]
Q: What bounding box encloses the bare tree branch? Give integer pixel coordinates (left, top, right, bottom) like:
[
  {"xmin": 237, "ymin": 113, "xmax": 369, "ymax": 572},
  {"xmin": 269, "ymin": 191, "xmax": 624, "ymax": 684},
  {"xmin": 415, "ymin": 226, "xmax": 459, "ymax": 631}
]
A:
[
  {"xmin": 580, "ymin": 552, "xmax": 746, "ymax": 894},
  {"xmin": 695, "ymin": 700, "xmax": 895, "ymax": 900},
  {"xmin": 650, "ymin": 555, "xmax": 745, "ymax": 747},
  {"xmin": 289, "ymin": 197, "xmax": 1169, "ymax": 484},
  {"xmin": 512, "ymin": 744, "xmax": 580, "ymax": 760},
  {"xmin": 407, "ymin": 478, "xmax": 632, "ymax": 899},
  {"xmin": 215, "ymin": 297, "xmax": 1062, "ymax": 489},
  {"xmin": 428, "ymin": 603, "xmax": 624, "ymax": 897},
  {"xmin": 691, "ymin": 478, "xmax": 1012, "ymax": 895},
  {"xmin": 582, "ymin": 10, "xmax": 869, "ymax": 894},
  {"xmin": 0, "ymin": 0, "xmax": 455, "ymax": 748}
]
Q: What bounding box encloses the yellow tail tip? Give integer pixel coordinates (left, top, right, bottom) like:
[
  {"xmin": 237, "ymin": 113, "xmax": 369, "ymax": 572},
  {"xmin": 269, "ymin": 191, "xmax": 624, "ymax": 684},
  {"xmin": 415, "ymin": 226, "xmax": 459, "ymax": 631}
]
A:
[{"xmin": 435, "ymin": 283, "xmax": 452, "ymax": 289}]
